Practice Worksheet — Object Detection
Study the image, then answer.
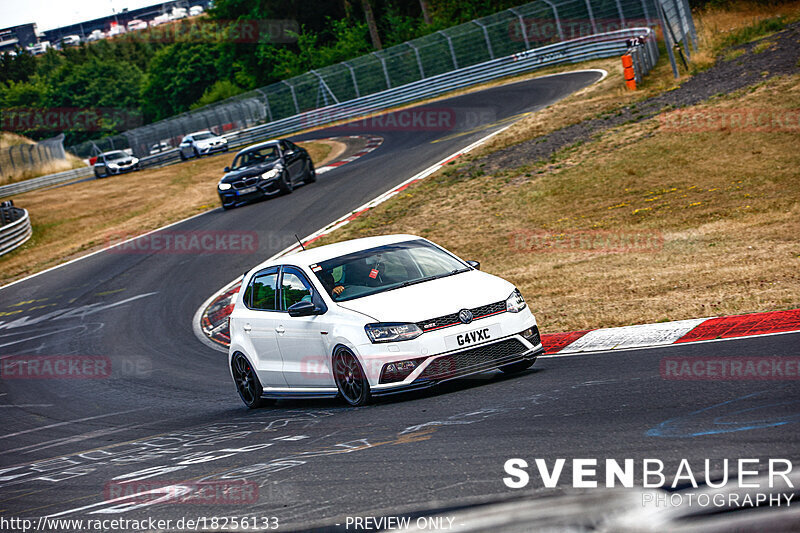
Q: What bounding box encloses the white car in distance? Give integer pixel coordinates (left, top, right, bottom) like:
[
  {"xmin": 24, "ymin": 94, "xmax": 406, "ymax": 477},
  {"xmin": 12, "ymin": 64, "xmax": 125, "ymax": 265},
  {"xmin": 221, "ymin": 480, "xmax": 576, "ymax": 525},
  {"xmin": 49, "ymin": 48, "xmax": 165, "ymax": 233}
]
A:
[
  {"xmin": 179, "ymin": 131, "xmax": 228, "ymax": 159},
  {"xmin": 127, "ymin": 19, "xmax": 148, "ymax": 31},
  {"xmin": 228, "ymin": 235, "xmax": 543, "ymax": 407}
]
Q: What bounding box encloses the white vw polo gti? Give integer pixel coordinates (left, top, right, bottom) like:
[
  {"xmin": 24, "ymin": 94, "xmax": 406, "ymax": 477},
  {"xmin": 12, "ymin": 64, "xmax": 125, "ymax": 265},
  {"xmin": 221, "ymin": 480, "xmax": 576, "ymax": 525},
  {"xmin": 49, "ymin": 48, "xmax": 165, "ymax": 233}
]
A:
[{"xmin": 228, "ymin": 234, "xmax": 543, "ymax": 407}]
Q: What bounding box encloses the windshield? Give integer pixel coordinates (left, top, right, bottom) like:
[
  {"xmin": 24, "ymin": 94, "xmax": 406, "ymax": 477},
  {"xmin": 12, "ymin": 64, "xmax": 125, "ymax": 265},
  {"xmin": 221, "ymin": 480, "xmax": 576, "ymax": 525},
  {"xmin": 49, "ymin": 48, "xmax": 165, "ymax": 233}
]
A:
[
  {"xmin": 104, "ymin": 151, "xmax": 128, "ymax": 160},
  {"xmin": 231, "ymin": 146, "xmax": 279, "ymax": 170},
  {"xmin": 193, "ymin": 132, "xmax": 215, "ymax": 141},
  {"xmin": 312, "ymin": 239, "xmax": 469, "ymax": 302}
]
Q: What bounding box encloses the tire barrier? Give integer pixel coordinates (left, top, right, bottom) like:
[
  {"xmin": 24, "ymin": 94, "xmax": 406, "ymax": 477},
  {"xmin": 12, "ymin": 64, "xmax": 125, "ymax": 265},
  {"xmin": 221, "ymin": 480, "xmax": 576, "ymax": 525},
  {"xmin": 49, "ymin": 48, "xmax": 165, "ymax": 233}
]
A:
[{"xmin": 0, "ymin": 201, "xmax": 33, "ymax": 256}]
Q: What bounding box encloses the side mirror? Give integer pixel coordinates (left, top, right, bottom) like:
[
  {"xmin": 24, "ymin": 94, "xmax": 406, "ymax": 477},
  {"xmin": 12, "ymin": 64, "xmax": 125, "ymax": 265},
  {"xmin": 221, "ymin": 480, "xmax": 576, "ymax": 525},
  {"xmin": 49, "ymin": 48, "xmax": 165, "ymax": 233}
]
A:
[
  {"xmin": 466, "ymin": 260, "xmax": 480, "ymax": 270},
  {"xmin": 224, "ymin": 166, "xmax": 230, "ymax": 173},
  {"xmin": 288, "ymin": 300, "xmax": 320, "ymax": 317}
]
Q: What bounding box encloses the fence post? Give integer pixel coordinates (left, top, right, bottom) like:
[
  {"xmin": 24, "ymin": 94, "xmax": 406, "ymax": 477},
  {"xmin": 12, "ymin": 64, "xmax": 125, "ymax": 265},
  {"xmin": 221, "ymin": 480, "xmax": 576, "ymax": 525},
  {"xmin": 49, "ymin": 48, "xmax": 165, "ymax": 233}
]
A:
[
  {"xmin": 282, "ymin": 80, "xmax": 301, "ymax": 115},
  {"xmin": 658, "ymin": 0, "xmax": 679, "ymax": 78},
  {"xmin": 407, "ymin": 42, "xmax": 425, "ymax": 79},
  {"xmin": 584, "ymin": 0, "xmax": 598, "ymax": 34},
  {"xmin": 615, "ymin": 0, "xmax": 626, "ymax": 26},
  {"xmin": 372, "ymin": 51, "xmax": 392, "ymax": 90},
  {"xmin": 682, "ymin": 0, "xmax": 698, "ymax": 50},
  {"xmin": 473, "ymin": 20, "xmax": 494, "ymax": 60},
  {"xmin": 255, "ymin": 89, "xmax": 274, "ymax": 123},
  {"xmin": 508, "ymin": 7, "xmax": 530, "ymax": 49},
  {"xmin": 542, "ymin": 0, "xmax": 565, "ymax": 41},
  {"xmin": 311, "ymin": 70, "xmax": 340, "ymax": 105},
  {"xmin": 438, "ymin": 30, "xmax": 458, "ymax": 69},
  {"xmin": 640, "ymin": 0, "xmax": 652, "ymax": 26},
  {"xmin": 342, "ymin": 61, "xmax": 360, "ymax": 98}
]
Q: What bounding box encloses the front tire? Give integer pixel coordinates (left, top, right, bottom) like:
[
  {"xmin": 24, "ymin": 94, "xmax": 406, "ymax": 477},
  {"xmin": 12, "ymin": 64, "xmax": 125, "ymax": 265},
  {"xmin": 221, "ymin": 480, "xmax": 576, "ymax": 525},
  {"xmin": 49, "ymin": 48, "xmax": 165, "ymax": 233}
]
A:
[
  {"xmin": 499, "ymin": 358, "xmax": 535, "ymax": 374},
  {"xmin": 278, "ymin": 170, "xmax": 294, "ymax": 194},
  {"xmin": 231, "ymin": 353, "xmax": 273, "ymax": 409},
  {"xmin": 333, "ymin": 347, "xmax": 371, "ymax": 406},
  {"xmin": 303, "ymin": 160, "xmax": 316, "ymax": 184}
]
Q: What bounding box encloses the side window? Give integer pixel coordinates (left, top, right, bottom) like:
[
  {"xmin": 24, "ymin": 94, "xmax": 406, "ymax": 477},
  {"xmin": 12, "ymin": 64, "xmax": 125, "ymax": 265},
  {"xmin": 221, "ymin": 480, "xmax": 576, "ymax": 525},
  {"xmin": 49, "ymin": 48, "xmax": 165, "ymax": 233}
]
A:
[
  {"xmin": 281, "ymin": 270, "xmax": 313, "ymax": 310},
  {"xmin": 247, "ymin": 270, "xmax": 278, "ymax": 310}
]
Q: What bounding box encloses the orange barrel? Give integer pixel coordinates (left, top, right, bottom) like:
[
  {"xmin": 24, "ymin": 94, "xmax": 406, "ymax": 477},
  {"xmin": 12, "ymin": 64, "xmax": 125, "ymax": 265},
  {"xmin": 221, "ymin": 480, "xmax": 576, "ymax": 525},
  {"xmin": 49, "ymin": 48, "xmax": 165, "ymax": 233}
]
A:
[{"xmin": 621, "ymin": 54, "xmax": 633, "ymax": 68}]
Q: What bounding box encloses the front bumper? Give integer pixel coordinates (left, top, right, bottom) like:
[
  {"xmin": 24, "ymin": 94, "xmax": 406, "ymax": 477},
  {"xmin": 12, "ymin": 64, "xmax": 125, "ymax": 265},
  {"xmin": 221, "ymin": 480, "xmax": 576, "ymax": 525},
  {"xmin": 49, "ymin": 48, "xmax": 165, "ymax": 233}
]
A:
[
  {"xmin": 198, "ymin": 142, "xmax": 227, "ymax": 155},
  {"xmin": 370, "ymin": 340, "xmax": 543, "ymax": 397},
  {"xmin": 364, "ymin": 313, "xmax": 542, "ymax": 396},
  {"xmin": 218, "ymin": 178, "xmax": 280, "ymax": 207},
  {"xmin": 107, "ymin": 163, "xmax": 139, "ymax": 175}
]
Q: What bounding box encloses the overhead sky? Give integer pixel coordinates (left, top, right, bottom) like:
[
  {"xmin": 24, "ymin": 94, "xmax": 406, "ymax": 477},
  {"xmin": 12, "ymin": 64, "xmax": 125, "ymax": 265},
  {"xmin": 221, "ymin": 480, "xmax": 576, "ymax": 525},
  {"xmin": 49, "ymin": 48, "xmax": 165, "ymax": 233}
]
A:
[{"xmin": 1, "ymin": 0, "xmax": 168, "ymax": 32}]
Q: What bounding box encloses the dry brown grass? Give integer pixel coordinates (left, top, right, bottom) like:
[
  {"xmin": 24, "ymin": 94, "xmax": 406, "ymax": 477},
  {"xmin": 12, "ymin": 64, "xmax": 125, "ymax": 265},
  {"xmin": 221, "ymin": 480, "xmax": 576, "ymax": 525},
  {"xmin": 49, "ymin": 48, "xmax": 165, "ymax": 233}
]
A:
[
  {"xmin": 0, "ymin": 140, "xmax": 339, "ymax": 285},
  {"xmin": 690, "ymin": 0, "xmax": 800, "ymax": 70},
  {"xmin": 315, "ymin": 74, "xmax": 800, "ymax": 333},
  {"xmin": 1, "ymin": 132, "xmax": 86, "ymax": 186}
]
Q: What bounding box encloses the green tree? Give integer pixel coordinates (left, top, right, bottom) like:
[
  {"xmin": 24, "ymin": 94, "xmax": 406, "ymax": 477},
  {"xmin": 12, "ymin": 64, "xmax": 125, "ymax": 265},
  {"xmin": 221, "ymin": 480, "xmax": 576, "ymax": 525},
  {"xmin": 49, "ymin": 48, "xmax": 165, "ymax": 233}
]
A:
[{"xmin": 140, "ymin": 42, "xmax": 222, "ymax": 121}]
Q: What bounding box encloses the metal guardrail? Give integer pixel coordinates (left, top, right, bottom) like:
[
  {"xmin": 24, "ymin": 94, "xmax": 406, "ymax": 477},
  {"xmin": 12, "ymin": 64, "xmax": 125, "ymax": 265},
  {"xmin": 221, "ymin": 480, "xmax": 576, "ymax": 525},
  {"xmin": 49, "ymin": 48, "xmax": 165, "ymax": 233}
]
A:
[
  {"xmin": 0, "ymin": 166, "xmax": 94, "ymax": 199},
  {"xmin": 0, "ymin": 27, "xmax": 655, "ymax": 200},
  {"xmin": 0, "ymin": 204, "xmax": 33, "ymax": 256}
]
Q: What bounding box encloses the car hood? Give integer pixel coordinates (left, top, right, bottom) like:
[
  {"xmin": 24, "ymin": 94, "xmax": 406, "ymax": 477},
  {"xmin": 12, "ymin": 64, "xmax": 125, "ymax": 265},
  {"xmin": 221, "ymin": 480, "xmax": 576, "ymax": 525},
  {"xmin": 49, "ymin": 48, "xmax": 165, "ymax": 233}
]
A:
[
  {"xmin": 221, "ymin": 161, "xmax": 280, "ymax": 183},
  {"xmin": 336, "ymin": 269, "xmax": 515, "ymax": 323}
]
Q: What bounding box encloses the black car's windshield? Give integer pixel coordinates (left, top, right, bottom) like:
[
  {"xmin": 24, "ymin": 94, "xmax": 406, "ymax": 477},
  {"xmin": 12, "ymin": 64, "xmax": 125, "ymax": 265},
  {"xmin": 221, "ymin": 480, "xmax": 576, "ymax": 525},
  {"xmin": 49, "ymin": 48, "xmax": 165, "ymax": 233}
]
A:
[
  {"xmin": 104, "ymin": 151, "xmax": 128, "ymax": 161},
  {"xmin": 312, "ymin": 239, "xmax": 469, "ymax": 302},
  {"xmin": 193, "ymin": 132, "xmax": 215, "ymax": 141},
  {"xmin": 231, "ymin": 146, "xmax": 279, "ymax": 170}
]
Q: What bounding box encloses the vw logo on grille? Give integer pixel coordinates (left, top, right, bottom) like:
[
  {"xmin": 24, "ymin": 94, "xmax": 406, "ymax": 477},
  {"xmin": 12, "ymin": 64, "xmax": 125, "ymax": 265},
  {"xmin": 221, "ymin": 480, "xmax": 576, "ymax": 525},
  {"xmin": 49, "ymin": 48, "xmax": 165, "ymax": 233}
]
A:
[{"xmin": 458, "ymin": 309, "xmax": 473, "ymax": 324}]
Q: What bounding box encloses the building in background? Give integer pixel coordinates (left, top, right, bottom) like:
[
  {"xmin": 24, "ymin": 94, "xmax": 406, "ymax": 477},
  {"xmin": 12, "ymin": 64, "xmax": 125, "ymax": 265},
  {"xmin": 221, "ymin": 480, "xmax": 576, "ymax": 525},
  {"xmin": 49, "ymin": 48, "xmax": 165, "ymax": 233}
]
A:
[{"xmin": 0, "ymin": 23, "xmax": 38, "ymax": 53}]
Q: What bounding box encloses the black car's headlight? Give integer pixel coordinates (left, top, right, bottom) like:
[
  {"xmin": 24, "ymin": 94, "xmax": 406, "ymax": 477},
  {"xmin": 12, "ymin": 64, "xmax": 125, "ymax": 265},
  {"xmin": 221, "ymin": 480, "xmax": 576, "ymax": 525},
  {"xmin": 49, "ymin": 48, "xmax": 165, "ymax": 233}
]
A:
[
  {"xmin": 506, "ymin": 289, "xmax": 527, "ymax": 313},
  {"xmin": 365, "ymin": 323, "xmax": 423, "ymax": 343},
  {"xmin": 218, "ymin": 183, "xmax": 232, "ymax": 191},
  {"xmin": 261, "ymin": 167, "xmax": 281, "ymax": 180}
]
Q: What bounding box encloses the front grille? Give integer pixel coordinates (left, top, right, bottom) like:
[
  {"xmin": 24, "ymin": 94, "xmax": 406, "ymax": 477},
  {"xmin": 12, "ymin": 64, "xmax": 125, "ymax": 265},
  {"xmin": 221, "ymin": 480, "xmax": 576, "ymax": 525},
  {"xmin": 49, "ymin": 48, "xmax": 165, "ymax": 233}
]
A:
[
  {"xmin": 232, "ymin": 177, "xmax": 259, "ymax": 189},
  {"xmin": 416, "ymin": 300, "xmax": 506, "ymax": 332},
  {"xmin": 416, "ymin": 338, "xmax": 528, "ymax": 381}
]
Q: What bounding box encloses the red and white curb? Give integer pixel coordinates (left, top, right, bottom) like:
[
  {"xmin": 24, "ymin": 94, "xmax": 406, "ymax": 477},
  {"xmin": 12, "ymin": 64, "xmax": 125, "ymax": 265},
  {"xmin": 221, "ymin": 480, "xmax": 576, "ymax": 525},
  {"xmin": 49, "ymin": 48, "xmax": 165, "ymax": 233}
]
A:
[
  {"xmin": 314, "ymin": 135, "xmax": 383, "ymax": 175},
  {"xmin": 541, "ymin": 309, "xmax": 800, "ymax": 356}
]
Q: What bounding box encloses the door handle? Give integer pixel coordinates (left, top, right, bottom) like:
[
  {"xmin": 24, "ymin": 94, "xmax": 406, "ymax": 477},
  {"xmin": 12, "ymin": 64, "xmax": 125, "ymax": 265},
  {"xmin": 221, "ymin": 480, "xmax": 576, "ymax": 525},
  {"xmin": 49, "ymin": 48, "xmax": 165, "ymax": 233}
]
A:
[
  {"xmin": 275, "ymin": 325, "xmax": 285, "ymax": 335},
  {"xmin": 243, "ymin": 324, "xmax": 252, "ymax": 332}
]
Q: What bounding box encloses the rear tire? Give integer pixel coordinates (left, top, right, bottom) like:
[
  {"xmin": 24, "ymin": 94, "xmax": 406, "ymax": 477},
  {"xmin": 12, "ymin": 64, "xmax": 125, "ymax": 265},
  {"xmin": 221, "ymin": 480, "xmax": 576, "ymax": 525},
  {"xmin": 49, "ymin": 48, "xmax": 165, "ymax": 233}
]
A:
[
  {"xmin": 231, "ymin": 353, "xmax": 274, "ymax": 409},
  {"xmin": 333, "ymin": 347, "xmax": 371, "ymax": 406},
  {"xmin": 180, "ymin": 151, "xmax": 187, "ymax": 161},
  {"xmin": 499, "ymin": 358, "xmax": 535, "ymax": 374}
]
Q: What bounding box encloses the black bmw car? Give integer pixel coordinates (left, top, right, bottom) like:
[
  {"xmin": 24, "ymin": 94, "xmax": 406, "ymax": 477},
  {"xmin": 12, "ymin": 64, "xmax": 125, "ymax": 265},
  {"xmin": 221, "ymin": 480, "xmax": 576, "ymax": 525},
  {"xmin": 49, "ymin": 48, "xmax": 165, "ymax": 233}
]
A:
[{"xmin": 217, "ymin": 139, "xmax": 315, "ymax": 210}]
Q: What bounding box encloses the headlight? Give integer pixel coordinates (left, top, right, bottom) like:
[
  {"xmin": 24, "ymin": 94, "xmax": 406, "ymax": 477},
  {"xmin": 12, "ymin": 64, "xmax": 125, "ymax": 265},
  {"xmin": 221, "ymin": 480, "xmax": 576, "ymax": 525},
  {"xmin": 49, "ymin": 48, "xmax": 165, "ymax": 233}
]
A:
[
  {"xmin": 107, "ymin": 163, "xmax": 118, "ymax": 169},
  {"xmin": 506, "ymin": 289, "xmax": 527, "ymax": 313},
  {"xmin": 364, "ymin": 323, "xmax": 422, "ymax": 343},
  {"xmin": 218, "ymin": 182, "xmax": 232, "ymax": 191},
  {"xmin": 261, "ymin": 168, "xmax": 281, "ymax": 180}
]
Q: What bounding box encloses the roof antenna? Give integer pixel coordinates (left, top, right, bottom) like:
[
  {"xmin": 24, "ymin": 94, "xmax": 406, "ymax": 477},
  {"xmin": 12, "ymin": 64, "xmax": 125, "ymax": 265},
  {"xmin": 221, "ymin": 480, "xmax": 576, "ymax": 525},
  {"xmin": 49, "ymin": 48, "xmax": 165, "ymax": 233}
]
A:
[{"xmin": 295, "ymin": 234, "xmax": 306, "ymax": 251}]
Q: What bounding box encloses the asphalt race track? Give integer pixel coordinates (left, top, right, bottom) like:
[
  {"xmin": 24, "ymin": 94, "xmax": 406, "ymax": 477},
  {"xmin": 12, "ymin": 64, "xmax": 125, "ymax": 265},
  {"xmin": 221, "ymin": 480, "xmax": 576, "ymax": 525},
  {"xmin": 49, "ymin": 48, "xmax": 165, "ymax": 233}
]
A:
[{"xmin": 1, "ymin": 71, "xmax": 799, "ymax": 530}]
